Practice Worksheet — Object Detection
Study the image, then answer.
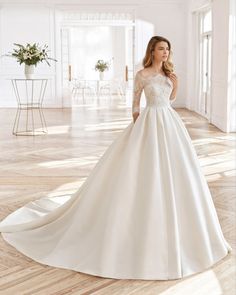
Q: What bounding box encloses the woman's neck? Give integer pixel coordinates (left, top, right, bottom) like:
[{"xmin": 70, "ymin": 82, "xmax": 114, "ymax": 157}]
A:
[{"xmin": 150, "ymin": 62, "xmax": 163, "ymax": 73}]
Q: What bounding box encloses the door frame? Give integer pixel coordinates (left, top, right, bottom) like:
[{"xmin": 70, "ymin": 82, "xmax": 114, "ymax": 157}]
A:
[
  {"xmin": 199, "ymin": 30, "xmax": 212, "ymax": 120},
  {"xmin": 54, "ymin": 8, "xmax": 136, "ymax": 107}
]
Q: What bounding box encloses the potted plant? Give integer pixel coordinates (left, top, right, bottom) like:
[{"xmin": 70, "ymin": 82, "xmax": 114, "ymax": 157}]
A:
[
  {"xmin": 4, "ymin": 43, "xmax": 57, "ymax": 79},
  {"xmin": 94, "ymin": 59, "xmax": 110, "ymax": 80}
]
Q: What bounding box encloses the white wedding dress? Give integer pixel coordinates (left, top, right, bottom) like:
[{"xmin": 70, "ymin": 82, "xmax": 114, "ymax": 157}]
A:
[{"xmin": 0, "ymin": 70, "xmax": 232, "ymax": 280}]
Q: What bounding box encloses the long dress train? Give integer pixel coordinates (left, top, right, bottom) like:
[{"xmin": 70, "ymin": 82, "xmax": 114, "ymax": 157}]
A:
[{"xmin": 0, "ymin": 70, "xmax": 232, "ymax": 280}]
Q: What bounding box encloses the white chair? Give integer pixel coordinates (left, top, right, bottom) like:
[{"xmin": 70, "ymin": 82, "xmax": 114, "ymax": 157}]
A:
[
  {"xmin": 72, "ymin": 79, "xmax": 96, "ymax": 103},
  {"xmin": 97, "ymin": 81, "xmax": 112, "ymax": 100}
]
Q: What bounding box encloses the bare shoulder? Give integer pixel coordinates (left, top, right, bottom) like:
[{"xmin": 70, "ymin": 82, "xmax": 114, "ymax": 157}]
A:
[
  {"xmin": 136, "ymin": 68, "xmax": 151, "ymax": 79},
  {"xmin": 136, "ymin": 69, "xmax": 144, "ymax": 75},
  {"xmin": 134, "ymin": 69, "xmax": 144, "ymax": 79},
  {"xmin": 139, "ymin": 68, "xmax": 150, "ymax": 76}
]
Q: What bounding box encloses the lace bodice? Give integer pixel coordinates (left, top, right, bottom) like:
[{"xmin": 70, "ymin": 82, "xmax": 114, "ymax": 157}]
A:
[{"xmin": 132, "ymin": 70, "xmax": 176, "ymax": 114}]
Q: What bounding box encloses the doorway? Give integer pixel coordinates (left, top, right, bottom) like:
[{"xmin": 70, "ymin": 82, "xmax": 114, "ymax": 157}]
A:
[{"xmin": 58, "ymin": 11, "xmax": 135, "ymax": 107}]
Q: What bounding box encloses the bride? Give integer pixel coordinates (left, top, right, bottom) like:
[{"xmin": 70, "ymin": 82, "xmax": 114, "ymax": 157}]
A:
[{"xmin": 0, "ymin": 35, "xmax": 232, "ymax": 280}]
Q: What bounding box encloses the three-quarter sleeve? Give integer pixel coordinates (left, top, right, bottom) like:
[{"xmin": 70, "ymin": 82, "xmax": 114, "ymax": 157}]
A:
[{"xmin": 132, "ymin": 71, "xmax": 144, "ymax": 115}]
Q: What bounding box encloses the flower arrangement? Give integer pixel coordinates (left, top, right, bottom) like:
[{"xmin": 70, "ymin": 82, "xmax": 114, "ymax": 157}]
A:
[
  {"xmin": 5, "ymin": 43, "xmax": 57, "ymax": 66},
  {"xmin": 94, "ymin": 59, "xmax": 110, "ymax": 72}
]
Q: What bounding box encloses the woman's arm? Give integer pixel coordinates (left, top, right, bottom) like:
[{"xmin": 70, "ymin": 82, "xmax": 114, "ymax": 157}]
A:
[
  {"xmin": 132, "ymin": 71, "xmax": 144, "ymax": 123},
  {"xmin": 168, "ymin": 72, "xmax": 178, "ymax": 104}
]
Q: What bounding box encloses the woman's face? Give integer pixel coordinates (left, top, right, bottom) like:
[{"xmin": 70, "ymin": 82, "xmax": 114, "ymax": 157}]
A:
[{"xmin": 152, "ymin": 41, "xmax": 170, "ymax": 63}]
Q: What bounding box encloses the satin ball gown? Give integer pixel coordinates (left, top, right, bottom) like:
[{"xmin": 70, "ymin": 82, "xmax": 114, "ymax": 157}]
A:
[{"xmin": 0, "ymin": 70, "xmax": 232, "ymax": 280}]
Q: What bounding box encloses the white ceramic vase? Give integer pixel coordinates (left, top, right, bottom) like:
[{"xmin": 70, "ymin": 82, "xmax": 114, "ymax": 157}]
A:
[
  {"xmin": 99, "ymin": 71, "xmax": 104, "ymax": 80},
  {"xmin": 24, "ymin": 64, "xmax": 35, "ymax": 79}
]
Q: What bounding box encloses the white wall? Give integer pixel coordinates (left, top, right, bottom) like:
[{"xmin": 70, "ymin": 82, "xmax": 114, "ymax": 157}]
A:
[
  {"xmin": 112, "ymin": 26, "xmax": 126, "ymax": 80},
  {"xmin": 227, "ymin": 0, "xmax": 236, "ymax": 132},
  {"xmin": 0, "ymin": 4, "xmax": 57, "ymax": 107},
  {"xmin": 211, "ymin": 0, "xmax": 230, "ymax": 132}
]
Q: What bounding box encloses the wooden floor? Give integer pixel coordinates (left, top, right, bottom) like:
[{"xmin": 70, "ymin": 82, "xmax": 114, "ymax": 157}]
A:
[{"xmin": 0, "ymin": 96, "xmax": 235, "ymax": 295}]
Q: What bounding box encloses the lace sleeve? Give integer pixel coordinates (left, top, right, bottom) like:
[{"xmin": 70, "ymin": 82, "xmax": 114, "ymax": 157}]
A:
[{"xmin": 132, "ymin": 71, "xmax": 144, "ymax": 115}]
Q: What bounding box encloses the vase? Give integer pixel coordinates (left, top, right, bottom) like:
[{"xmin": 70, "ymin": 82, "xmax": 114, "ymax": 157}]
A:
[
  {"xmin": 24, "ymin": 64, "xmax": 35, "ymax": 79},
  {"xmin": 99, "ymin": 71, "xmax": 104, "ymax": 80}
]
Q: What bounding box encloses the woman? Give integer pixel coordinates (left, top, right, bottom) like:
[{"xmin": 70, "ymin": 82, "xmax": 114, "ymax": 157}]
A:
[{"xmin": 0, "ymin": 36, "xmax": 232, "ymax": 280}]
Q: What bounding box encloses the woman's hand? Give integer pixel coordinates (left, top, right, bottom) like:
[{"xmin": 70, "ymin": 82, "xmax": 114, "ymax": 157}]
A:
[
  {"xmin": 168, "ymin": 72, "xmax": 178, "ymax": 101},
  {"xmin": 169, "ymin": 72, "xmax": 178, "ymax": 90},
  {"xmin": 133, "ymin": 112, "xmax": 139, "ymax": 123}
]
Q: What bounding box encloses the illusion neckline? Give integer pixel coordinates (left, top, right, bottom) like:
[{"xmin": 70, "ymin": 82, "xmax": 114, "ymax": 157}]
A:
[{"xmin": 139, "ymin": 71, "xmax": 167, "ymax": 80}]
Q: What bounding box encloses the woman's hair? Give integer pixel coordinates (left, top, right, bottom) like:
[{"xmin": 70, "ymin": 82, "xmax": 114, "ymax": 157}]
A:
[{"xmin": 142, "ymin": 36, "xmax": 174, "ymax": 76}]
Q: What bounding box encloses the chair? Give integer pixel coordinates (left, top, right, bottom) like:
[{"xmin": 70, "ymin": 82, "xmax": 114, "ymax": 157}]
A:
[{"xmin": 71, "ymin": 78, "xmax": 96, "ymax": 103}]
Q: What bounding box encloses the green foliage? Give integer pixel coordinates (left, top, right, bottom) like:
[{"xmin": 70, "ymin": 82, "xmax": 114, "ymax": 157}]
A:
[
  {"xmin": 6, "ymin": 43, "xmax": 57, "ymax": 66},
  {"xmin": 94, "ymin": 59, "xmax": 110, "ymax": 72}
]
